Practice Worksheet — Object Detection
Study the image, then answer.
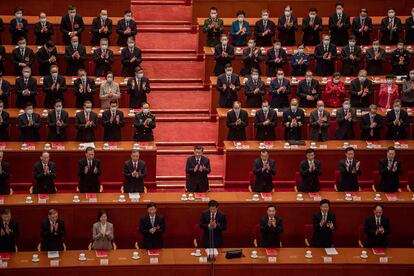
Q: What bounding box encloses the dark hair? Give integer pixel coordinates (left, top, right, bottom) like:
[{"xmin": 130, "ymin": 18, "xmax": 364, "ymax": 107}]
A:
[
  {"xmin": 18, "ymin": 37, "xmax": 26, "ymax": 42},
  {"xmin": 224, "ymin": 63, "xmax": 232, "ymax": 69},
  {"xmin": 309, "ymin": 8, "xmax": 318, "ymax": 12},
  {"xmin": 394, "ymin": 99, "xmax": 402, "ymax": 105},
  {"xmin": 236, "ymin": 10, "xmax": 245, "ymax": 17},
  {"xmin": 306, "ymin": 148, "xmax": 315, "ymax": 155},
  {"xmin": 1, "ymin": 208, "xmax": 10, "ymax": 215},
  {"xmin": 360, "ymin": 8, "xmax": 368, "ymax": 13},
  {"xmin": 83, "ymin": 100, "xmax": 92, "ymax": 106},
  {"xmin": 98, "ymin": 209, "xmax": 108, "ymax": 220},
  {"xmin": 260, "ymin": 149, "xmax": 268, "ymax": 154},
  {"xmin": 54, "ymin": 99, "xmax": 63, "ymax": 105},
  {"xmin": 68, "ymin": 5, "xmax": 76, "ymax": 11},
  {"xmin": 374, "ymin": 204, "xmax": 384, "ymax": 210},
  {"xmin": 109, "ymin": 99, "xmax": 118, "ymax": 105},
  {"xmin": 251, "ymin": 68, "xmax": 259, "ymax": 74},
  {"xmin": 284, "ymin": 5, "xmax": 292, "ymax": 10},
  {"xmin": 335, "ymin": 2, "xmax": 344, "ymax": 8},
  {"xmin": 14, "ymin": 7, "xmax": 23, "ymax": 13},
  {"xmin": 85, "ymin": 146, "xmax": 95, "ymax": 153},
  {"xmin": 385, "ymin": 74, "xmax": 395, "ymax": 79},
  {"xmin": 194, "ymin": 145, "xmax": 204, "ymax": 151},
  {"xmin": 124, "ymin": 10, "xmax": 132, "ymax": 15},
  {"xmin": 147, "ymin": 202, "xmax": 157, "ymax": 209},
  {"xmin": 320, "ymin": 199, "xmax": 330, "ymax": 206},
  {"xmin": 387, "ymin": 7, "xmax": 395, "ymax": 12},
  {"xmin": 210, "ymin": 7, "xmax": 218, "ymax": 11},
  {"xmin": 135, "ymin": 66, "xmax": 143, "ymax": 73},
  {"xmin": 273, "ymin": 39, "xmax": 281, "ymax": 44},
  {"xmin": 349, "ymin": 35, "xmax": 356, "ymax": 41},
  {"xmin": 262, "ymin": 99, "xmax": 269, "ymax": 105},
  {"xmin": 267, "ymin": 204, "xmax": 276, "ymax": 210},
  {"xmin": 333, "ymin": 72, "xmax": 341, "ymax": 78},
  {"xmin": 208, "ymin": 200, "xmax": 219, "ymax": 207},
  {"xmin": 345, "ymin": 146, "xmax": 355, "ymax": 153},
  {"xmin": 387, "ymin": 146, "xmax": 396, "ymax": 152},
  {"xmin": 45, "ymin": 40, "xmax": 55, "ymax": 48},
  {"xmin": 25, "ymin": 102, "xmax": 33, "ymax": 108},
  {"xmin": 342, "ymin": 98, "xmax": 350, "ymax": 103},
  {"xmin": 106, "ymin": 71, "xmax": 113, "ymax": 77}
]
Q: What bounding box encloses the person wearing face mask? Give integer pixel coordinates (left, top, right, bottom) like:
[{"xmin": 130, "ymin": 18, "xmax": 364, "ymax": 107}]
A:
[
  {"xmin": 310, "ymin": 100, "xmax": 330, "ymax": 141},
  {"xmin": 254, "ymin": 9, "xmax": 276, "ymax": 47},
  {"xmin": 311, "ymin": 199, "xmax": 336, "ymax": 247},
  {"xmin": 402, "ymin": 69, "xmax": 414, "ymax": 107},
  {"xmin": 282, "ymin": 98, "xmax": 304, "ymax": 140},
  {"xmin": 379, "ymin": 147, "xmax": 403, "ymax": 192},
  {"xmin": 391, "ymin": 42, "xmax": 410, "ymax": 76},
  {"xmin": 91, "ymin": 9, "xmax": 112, "ymax": 46},
  {"xmin": 93, "ymin": 38, "xmax": 114, "ymax": 77},
  {"xmin": 102, "ymin": 99, "xmax": 124, "ymax": 141},
  {"xmin": 291, "ymin": 44, "xmax": 310, "ymax": 76},
  {"xmin": 360, "ymin": 104, "xmax": 383, "ymax": 140},
  {"xmin": 323, "ymin": 72, "xmax": 346, "ymax": 107},
  {"xmin": 37, "ymin": 40, "xmax": 58, "ymax": 76},
  {"xmin": 18, "ymin": 102, "xmax": 41, "ymax": 141},
  {"xmin": 350, "ymin": 69, "xmax": 372, "ymax": 107},
  {"xmin": 269, "ymin": 68, "xmax": 291, "ymax": 108},
  {"xmin": 64, "ymin": 35, "xmax": 87, "ymax": 76},
  {"xmin": 352, "ymin": 8, "xmax": 372, "ymax": 46},
  {"xmin": 380, "ymin": 8, "xmax": 402, "ymax": 45},
  {"xmin": 203, "ymin": 7, "xmax": 224, "ymax": 47},
  {"xmin": 33, "ymin": 152, "xmax": 57, "ymax": 194},
  {"xmin": 302, "ymin": 8, "xmax": 323, "ymax": 46},
  {"xmin": 9, "ymin": 7, "xmax": 28, "ymax": 45},
  {"xmin": 15, "ymin": 67, "xmax": 38, "ymax": 108},
  {"xmin": 0, "ymin": 73, "xmax": 11, "ymax": 108},
  {"xmin": 245, "ymin": 69, "xmax": 265, "ymax": 107},
  {"xmin": 340, "ymin": 35, "xmax": 361, "ymax": 76},
  {"xmin": 100, "ymin": 72, "xmax": 120, "ymax": 109},
  {"xmin": 337, "ymin": 147, "xmax": 361, "ymax": 192},
  {"xmin": 335, "ymin": 98, "xmax": 356, "ymax": 140},
  {"xmin": 299, "ymin": 148, "xmax": 322, "ymax": 192},
  {"xmin": 121, "ymin": 36, "xmax": 142, "ymax": 77},
  {"xmin": 365, "ymin": 39, "xmax": 386, "ymax": 75},
  {"xmin": 127, "ymin": 66, "xmax": 151, "ymax": 108},
  {"xmin": 134, "ymin": 102, "xmax": 156, "ymax": 141},
  {"xmin": 34, "ymin": 12, "xmax": 54, "ymax": 45},
  {"xmin": 241, "ymin": 38, "xmax": 262, "ymax": 76},
  {"xmin": 378, "ymin": 75, "xmax": 400, "ymax": 109},
  {"xmin": 297, "ymin": 70, "xmax": 320, "ymax": 107},
  {"xmin": 386, "ymin": 99, "xmax": 408, "ymax": 140},
  {"xmin": 47, "ymin": 99, "xmax": 69, "ymax": 142},
  {"xmin": 231, "ymin": 10, "xmax": 250, "ymax": 46},
  {"xmin": 216, "ymin": 64, "xmax": 240, "ymax": 108},
  {"xmin": 75, "ymin": 100, "xmax": 98, "ymax": 142},
  {"xmin": 0, "ymin": 44, "xmax": 5, "ymax": 75},
  {"xmin": 252, "ymin": 150, "xmax": 276, "ymax": 192},
  {"xmin": 60, "ymin": 5, "xmax": 84, "ymax": 45},
  {"xmin": 328, "ymin": 2, "xmax": 350, "ymax": 46},
  {"xmin": 254, "ymin": 100, "xmax": 277, "ymax": 141},
  {"xmin": 116, "ymin": 10, "xmax": 137, "ymax": 46},
  {"xmin": 74, "ymin": 69, "xmax": 96, "ymax": 108},
  {"xmin": 0, "ymin": 209, "xmax": 19, "ymax": 250},
  {"xmin": 0, "ymin": 100, "xmax": 10, "ymax": 141},
  {"xmin": 405, "ymin": 8, "xmax": 414, "ymax": 45},
  {"xmin": 277, "ymin": 5, "xmax": 298, "ymax": 46},
  {"xmin": 266, "ymin": 39, "xmax": 287, "ymax": 77},
  {"xmin": 0, "ymin": 17, "xmax": 4, "ymax": 45},
  {"xmin": 314, "ymin": 34, "xmax": 337, "ymax": 76},
  {"xmin": 214, "ymin": 34, "xmax": 235, "ymax": 76},
  {"xmin": 43, "ymin": 65, "xmax": 67, "ymax": 109},
  {"xmin": 12, "ymin": 37, "xmax": 34, "ymax": 76},
  {"xmin": 226, "ymin": 101, "xmax": 248, "ymax": 141}
]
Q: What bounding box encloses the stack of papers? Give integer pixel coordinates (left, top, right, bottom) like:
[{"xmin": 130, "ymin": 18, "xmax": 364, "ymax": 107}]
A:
[
  {"xmin": 325, "ymin": 248, "xmax": 338, "ymax": 255},
  {"xmin": 47, "ymin": 251, "xmax": 59, "ymax": 258}
]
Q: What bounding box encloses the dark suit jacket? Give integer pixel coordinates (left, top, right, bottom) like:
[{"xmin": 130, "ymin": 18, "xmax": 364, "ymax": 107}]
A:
[
  {"xmin": 0, "ymin": 162, "xmax": 10, "ymax": 195},
  {"xmin": 77, "ymin": 158, "xmax": 101, "ymax": 193},
  {"xmin": 0, "ymin": 18, "xmax": 3, "ymax": 45},
  {"xmin": 360, "ymin": 113, "xmax": 383, "ymax": 140},
  {"xmin": 226, "ymin": 109, "xmax": 248, "ymax": 140},
  {"xmin": 252, "ymin": 158, "xmax": 275, "ymax": 192},
  {"xmin": 391, "ymin": 49, "xmax": 410, "ymax": 76},
  {"xmin": 254, "ymin": 109, "xmax": 277, "ymax": 140},
  {"xmin": 33, "ymin": 161, "xmax": 57, "ymax": 194},
  {"xmin": 0, "ymin": 46, "xmax": 6, "ymax": 75},
  {"xmin": 364, "ymin": 215, "xmax": 390, "ymax": 248},
  {"xmin": 134, "ymin": 112, "xmax": 156, "ymax": 141},
  {"xmin": 386, "ymin": 110, "xmax": 408, "ymax": 140},
  {"xmin": 311, "ymin": 211, "xmax": 336, "ymax": 247},
  {"xmin": 380, "ymin": 17, "xmax": 402, "ymax": 45},
  {"xmin": 241, "ymin": 47, "xmax": 262, "ymax": 76},
  {"xmin": 18, "ymin": 113, "xmax": 41, "ymax": 141},
  {"xmin": 259, "ymin": 215, "xmax": 283, "ymax": 248},
  {"xmin": 116, "ymin": 19, "xmax": 137, "ymax": 46},
  {"xmin": 282, "ymin": 108, "xmax": 304, "ymax": 140},
  {"xmin": 34, "ymin": 21, "xmax": 54, "ymax": 45},
  {"xmin": 340, "ymin": 45, "xmax": 361, "ymax": 76},
  {"xmin": 265, "ymin": 47, "xmax": 287, "ymax": 77},
  {"xmin": 123, "ymin": 159, "xmax": 146, "ymax": 193},
  {"xmin": 12, "ymin": 47, "xmax": 34, "ymax": 75},
  {"xmin": 60, "ymin": 14, "xmax": 85, "ymax": 44},
  {"xmin": 140, "ymin": 214, "xmax": 165, "ymax": 249},
  {"xmin": 9, "ymin": 18, "xmax": 29, "ymax": 44},
  {"xmin": 328, "ymin": 13, "xmax": 350, "ymax": 46},
  {"xmin": 102, "ymin": 109, "xmax": 124, "ymax": 141},
  {"xmin": 185, "ymin": 155, "xmax": 211, "ymax": 192},
  {"xmin": 74, "ymin": 78, "xmax": 96, "ymax": 108},
  {"xmin": 127, "ymin": 77, "xmax": 151, "ymax": 108},
  {"xmin": 42, "ymin": 74, "xmax": 67, "ymax": 108},
  {"xmin": 269, "ymin": 78, "xmax": 291, "ymax": 108},
  {"xmin": 352, "ymin": 16, "xmax": 373, "ymax": 45},
  {"xmin": 379, "ymin": 158, "xmax": 402, "ymax": 192},
  {"xmin": 0, "ymin": 219, "xmax": 19, "ymax": 252},
  {"xmin": 93, "ymin": 48, "xmax": 114, "ymax": 76},
  {"xmin": 244, "ymin": 77, "xmax": 265, "ymax": 107},
  {"xmin": 277, "ymin": 15, "xmax": 298, "ymax": 46},
  {"xmin": 365, "ymin": 48, "xmax": 386, "ymax": 75},
  {"xmin": 0, "ymin": 79, "xmax": 10, "ymax": 109},
  {"xmin": 200, "ymin": 210, "xmax": 227, "ymax": 248},
  {"xmin": 15, "ymin": 77, "xmax": 38, "ymax": 108},
  {"xmin": 297, "ymin": 79, "xmax": 320, "ymax": 107},
  {"xmin": 64, "ymin": 44, "xmax": 87, "ymax": 76},
  {"xmin": 254, "ymin": 19, "xmax": 276, "ymax": 46},
  {"xmin": 405, "ymin": 17, "xmax": 414, "ymax": 44},
  {"xmin": 121, "ymin": 47, "xmax": 142, "ymax": 77},
  {"xmin": 47, "ymin": 109, "xmax": 69, "ymax": 141},
  {"xmin": 301, "ymin": 16, "xmax": 323, "ymax": 46},
  {"xmin": 314, "ymin": 43, "xmax": 337, "ymax": 76},
  {"xmin": 335, "ymin": 108, "xmax": 357, "ymax": 140},
  {"xmin": 350, "ymin": 78, "xmax": 373, "ymax": 107},
  {"xmin": 214, "ymin": 44, "xmax": 235, "ymax": 76},
  {"xmin": 0, "ymin": 111, "xmax": 10, "ymax": 141},
  {"xmin": 40, "ymin": 218, "xmax": 65, "ymax": 251},
  {"xmin": 337, "ymin": 159, "xmax": 361, "ymax": 191},
  {"xmin": 75, "ymin": 111, "xmax": 98, "ymax": 142},
  {"xmin": 310, "ymin": 110, "xmax": 330, "ymax": 141},
  {"xmin": 216, "ymin": 73, "xmax": 240, "ymax": 108},
  {"xmin": 299, "ymin": 159, "xmax": 322, "ymax": 192},
  {"xmin": 37, "ymin": 46, "xmax": 58, "ymax": 76},
  {"xmin": 91, "ymin": 17, "xmax": 112, "ymax": 45}
]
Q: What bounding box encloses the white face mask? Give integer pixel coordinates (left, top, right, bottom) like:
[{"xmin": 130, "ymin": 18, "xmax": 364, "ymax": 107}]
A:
[
  {"xmin": 125, "ymin": 16, "xmax": 131, "ymax": 21},
  {"xmin": 226, "ymin": 70, "xmax": 232, "ymax": 75},
  {"xmin": 15, "ymin": 13, "xmax": 22, "ymax": 19},
  {"xmin": 394, "ymin": 106, "xmax": 401, "ymax": 112},
  {"xmin": 248, "ymin": 42, "xmax": 254, "ymax": 48},
  {"xmin": 373, "ymin": 45, "xmax": 379, "ymax": 50},
  {"xmin": 343, "ymin": 104, "xmax": 350, "ymax": 110},
  {"xmin": 69, "ymin": 12, "xmax": 76, "ymax": 17},
  {"xmin": 101, "ymin": 45, "xmax": 108, "ymax": 50},
  {"xmin": 23, "ymin": 72, "xmax": 30, "ymax": 78},
  {"xmin": 336, "ymin": 9, "xmax": 343, "ymax": 15},
  {"xmin": 221, "ymin": 40, "xmax": 228, "ymax": 45},
  {"xmin": 309, "ymin": 14, "xmax": 316, "ymax": 19},
  {"xmin": 128, "ymin": 42, "xmax": 135, "ymax": 48},
  {"xmin": 237, "ymin": 17, "xmax": 244, "ymax": 22},
  {"xmin": 298, "ymin": 48, "xmax": 304, "ymax": 54},
  {"xmin": 274, "ymin": 45, "xmax": 281, "ymax": 50},
  {"xmin": 40, "ymin": 18, "xmax": 47, "ymax": 23},
  {"xmin": 81, "ymin": 76, "xmax": 87, "ymax": 82},
  {"xmin": 306, "ymin": 76, "xmax": 312, "ymax": 82},
  {"xmin": 106, "ymin": 77, "xmax": 113, "ymax": 82},
  {"xmin": 51, "ymin": 72, "xmax": 58, "ymax": 78},
  {"xmin": 388, "ymin": 12, "xmax": 395, "ymax": 18},
  {"xmin": 333, "ymin": 79, "xmax": 340, "ymax": 84},
  {"xmin": 137, "ymin": 73, "xmax": 144, "ymax": 78},
  {"xmin": 101, "ymin": 15, "xmax": 107, "ymax": 21},
  {"xmin": 358, "ymin": 76, "xmax": 366, "ymax": 82},
  {"xmin": 252, "ymin": 74, "xmax": 259, "ymax": 80},
  {"xmin": 277, "ymin": 74, "xmax": 284, "ymax": 80},
  {"xmin": 349, "ymin": 41, "xmax": 356, "ymax": 47},
  {"xmin": 262, "ymin": 15, "xmax": 269, "ymax": 20},
  {"xmin": 210, "ymin": 12, "xmax": 217, "ymax": 19},
  {"xmin": 85, "ymin": 108, "xmax": 92, "ymax": 113},
  {"xmin": 318, "ymin": 106, "xmax": 325, "ymax": 111},
  {"xmin": 19, "ymin": 44, "xmax": 26, "ymax": 49},
  {"xmin": 142, "ymin": 108, "xmax": 149, "ymax": 114},
  {"xmin": 291, "ymin": 105, "xmax": 297, "ymax": 111},
  {"xmin": 110, "ymin": 107, "xmax": 117, "ymax": 113},
  {"xmin": 410, "ymin": 74, "xmax": 414, "ymax": 80},
  {"xmin": 284, "ymin": 11, "xmax": 291, "ymax": 17},
  {"xmin": 386, "ymin": 79, "xmax": 393, "ymax": 85},
  {"xmin": 55, "ymin": 106, "xmax": 62, "ymax": 112},
  {"xmin": 323, "ymin": 40, "xmax": 330, "ymax": 45},
  {"xmin": 26, "ymin": 109, "xmax": 33, "ymax": 115}
]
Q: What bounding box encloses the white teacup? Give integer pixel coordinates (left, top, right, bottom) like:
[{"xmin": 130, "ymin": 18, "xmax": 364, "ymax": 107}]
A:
[
  {"xmin": 305, "ymin": 250, "xmax": 312, "ymax": 258},
  {"xmin": 132, "ymin": 251, "xmax": 139, "ymax": 259},
  {"xmin": 343, "ymin": 142, "xmax": 349, "ymax": 147},
  {"xmin": 26, "ymin": 196, "xmax": 32, "ymax": 203},
  {"xmin": 251, "ymin": 250, "xmax": 258, "ymax": 257},
  {"xmin": 252, "ymin": 194, "xmax": 260, "ymax": 201},
  {"xmin": 32, "ymin": 254, "xmax": 39, "ymax": 261},
  {"xmin": 79, "ymin": 253, "xmax": 86, "ymax": 260},
  {"xmin": 310, "ymin": 142, "xmax": 316, "ymax": 148},
  {"xmin": 374, "ymin": 193, "xmax": 381, "ymax": 200},
  {"xmin": 133, "ymin": 143, "xmax": 140, "ymax": 150},
  {"xmin": 119, "ymin": 195, "xmax": 126, "ymax": 202},
  {"xmin": 195, "ymin": 249, "xmax": 201, "ymax": 256},
  {"xmin": 188, "ymin": 193, "xmax": 194, "ymax": 200},
  {"xmin": 181, "ymin": 194, "xmax": 188, "ymax": 201},
  {"xmin": 259, "ymin": 142, "xmax": 265, "ymax": 149},
  {"xmin": 73, "ymin": 195, "xmax": 80, "ymax": 202},
  {"xmin": 251, "ymin": 109, "xmax": 256, "ymax": 115},
  {"xmin": 284, "ymin": 142, "xmax": 290, "ymax": 148},
  {"xmin": 44, "ymin": 143, "xmax": 51, "ymax": 150},
  {"xmin": 103, "ymin": 143, "xmax": 109, "ymax": 150},
  {"xmin": 360, "ymin": 250, "xmax": 368, "ymax": 258}
]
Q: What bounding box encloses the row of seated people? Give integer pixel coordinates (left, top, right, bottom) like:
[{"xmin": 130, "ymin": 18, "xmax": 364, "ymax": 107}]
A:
[
  {"xmin": 0, "ymin": 201, "xmax": 395, "ymax": 252},
  {"xmin": 202, "ymin": 5, "xmax": 414, "ymax": 47},
  {"xmin": 212, "ymin": 34, "xmax": 412, "ymax": 76}
]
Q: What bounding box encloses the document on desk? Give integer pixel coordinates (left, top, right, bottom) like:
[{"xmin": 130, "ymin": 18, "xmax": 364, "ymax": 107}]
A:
[{"xmin": 325, "ymin": 248, "xmax": 338, "ymax": 255}]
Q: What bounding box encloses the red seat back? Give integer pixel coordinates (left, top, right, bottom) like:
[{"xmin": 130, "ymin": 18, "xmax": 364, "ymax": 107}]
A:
[{"xmin": 193, "ymin": 224, "xmax": 204, "ymax": 247}]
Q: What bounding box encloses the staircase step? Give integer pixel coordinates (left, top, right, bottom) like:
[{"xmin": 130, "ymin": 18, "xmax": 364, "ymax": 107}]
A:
[
  {"xmin": 156, "ymin": 145, "xmax": 218, "ymax": 154},
  {"xmin": 154, "ymin": 122, "xmax": 217, "ymax": 143},
  {"xmin": 132, "ymin": 4, "xmax": 192, "ymax": 22},
  {"xmin": 132, "ymin": 0, "xmax": 189, "ymax": 6},
  {"xmin": 136, "ymin": 32, "xmax": 197, "ymax": 49},
  {"xmin": 137, "ymin": 20, "xmax": 191, "ymax": 25},
  {"xmin": 138, "ymin": 25, "xmax": 194, "ymax": 33},
  {"xmin": 156, "ymin": 180, "xmax": 224, "ymax": 190},
  {"xmin": 140, "ymin": 60, "xmax": 205, "ymax": 79}
]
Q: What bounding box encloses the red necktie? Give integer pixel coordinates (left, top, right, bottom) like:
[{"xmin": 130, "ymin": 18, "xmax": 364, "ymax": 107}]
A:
[
  {"xmin": 133, "ymin": 162, "xmax": 137, "ymax": 171},
  {"xmin": 70, "ymin": 17, "xmax": 75, "ymax": 31}
]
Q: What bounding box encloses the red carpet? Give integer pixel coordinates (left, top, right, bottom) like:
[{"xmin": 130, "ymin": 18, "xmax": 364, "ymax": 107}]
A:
[
  {"xmin": 148, "ymin": 91, "xmax": 210, "ymax": 110},
  {"xmin": 136, "ymin": 32, "xmax": 198, "ymax": 49},
  {"xmin": 140, "ymin": 60, "xmax": 205, "ymax": 79},
  {"xmin": 132, "ymin": 5, "xmax": 192, "ymax": 22},
  {"xmin": 154, "ymin": 122, "xmax": 216, "ymax": 142},
  {"xmin": 157, "ymin": 155, "xmax": 224, "ymax": 177}
]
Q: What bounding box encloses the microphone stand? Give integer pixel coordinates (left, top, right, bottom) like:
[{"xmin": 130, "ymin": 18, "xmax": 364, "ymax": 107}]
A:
[{"xmin": 207, "ymin": 220, "xmax": 215, "ymax": 276}]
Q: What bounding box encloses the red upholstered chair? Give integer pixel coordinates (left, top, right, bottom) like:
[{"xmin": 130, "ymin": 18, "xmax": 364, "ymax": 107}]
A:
[
  {"xmin": 88, "ymin": 60, "xmax": 95, "ymax": 76},
  {"xmin": 358, "ymin": 225, "xmax": 365, "ymax": 248},
  {"xmin": 407, "ymin": 171, "xmax": 414, "ymax": 192},
  {"xmin": 334, "ymin": 170, "xmax": 363, "ymax": 191},
  {"xmin": 304, "ymin": 224, "xmax": 313, "ymax": 247},
  {"xmin": 294, "ymin": 172, "xmax": 300, "ymax": 192},
  {"xmin": 372, "ymin": 171, "xmax": 380, "ymax": 192},
  {"xmin": 193, "ymin": 224, "xmax": 204, "ymax": 248},
  {"xmin": 248, "ymin": 171, "xmax": 255, "ymax": 192},
  {"xmin": 253, "ymin": 223, "xmax": 260, "ymax": 248},
  {"xmin": 135, "ymin": 227, "xmax": 141, "ymax": 249}
]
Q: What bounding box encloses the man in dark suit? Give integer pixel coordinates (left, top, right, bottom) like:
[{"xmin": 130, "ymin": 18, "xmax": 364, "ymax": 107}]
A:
[
  {"xmin": 123, "ymin": 150, "xmax": 146, "ymax": 193},
  {"xmin": 116, "ymin": 10, "xmax": 138, "ymax": 46},
  {"xmin": 297, "ymin": 70, "xmax": 320, "ymax": 107},
  {"xmin": 37, "ymin": 40, "xmax": 58, "ymax": 76},
  {"xmin": 391, "ymin": 42, "xmax": 410, "ymax": 76},
  {"xmin": 314, "ymin": 35, "xmax": 337, "ymax": 76},
  {"xmin": 0, "ymin": 209, "xmax": 19, "ymax": 252},
  {"xmin": 254, "ymin": 100, "xmax": 277, "ymax": 140},
  {"xmin": 241, "ymin": 38, "xmax": 262, "ymax": 76},
  {"xmin": 380, "ymin": 9, "xmax": 402, "ymax": 45},
  {"xmin": 245, "ymin": 69, "xmax": 265, "ymax": 108},
  {"xmin": 379, "ymin": 147, "xmax": 403, "ymax": 192},
  {"xmin": 364, "ymin": 205, "xmax": 390, "ymax": 248},
  {"xmin": 259, "ymin": 205, "xmax": 283, "ymax": 247},
  {"xmin": 226, "ymin": 101, "xmax": 248, "ymax": 140},
  {"xmin": 254, "ymin": 9, "xmax": 276, "ymax": 46},
  {"xmin": 265, "ymin": 40, "xmax": 287, "ymax": 77},
  {"xmin": 40, "ymin": 209, "xmax": 65, "ymax": 251},
  {"xmin": 121, "ymin": 36, "xmax": 142, "ymax": 77},
  {"xmin": 127, "ymin": 66, "xmax": 151, "ymax": 109},
  {"xmin": 0, "ymin": 101, "xmax": 9, "ymax": 141},
  {"xmin": 216, "ymin": 64, "xmax": 240, "ymax": 108},
  {"xmin": 366, "ymin": 40, "xmax": 386, "ymax": 76},
  {"xmin": 291, "ymin": 45, "xmax": 310, "ymax": 76},
  {"xmin": 43, "ymin": 65, "xmax": 67, "ymax": 108},
  {"xmin": 33, "ymin": 152, "xmax": 57, "ymax": 194},
  {"xmin": 0, "ymin": 152, "xmax": 10, "ymax": 195},
  {"xmin": 134, "ymin": 103, "xmax": 156, "ymax": 141},
  {"xmin": 405, "ymin": 8, "xmax": 414, "ymax": 45},
  {"xmin": 335, "ymin": 98, "xmax": 357, "ymax": 140},
  {"xmin": 352, "ymin": 9, "xmax": 372, "ymax": 46},
  {"xmin": 0, "ymin": 18, "xmax": 3, "ymax": 45},
  {"xmin": 15, "ymin": 67, "xmax": 37, "ymax": 108},
  {"xmin": 75, "ymin": 101, "xmax": 97, "ymax": 142},
  {"xmin": 337, "ymin": 147, "xmax": 361, "ymax": 191},
  {"xmin": 200, "ymin": 200, "xmax": 227, "ymax": 248},
  {"xmin": 74, "ymin": 69, "xmax": 96, "ymax": 108},
  {"xmin": 277, "ymin": 5, "xmax": 298, "ymax": 46},
  {"xmin": 0, "ymin": 74, "xmax": 10, "ymax": 108},
  {"xmin": 34, "ymin": 13, "xmax": 54, "ymax": 45},
  {"xmin": 269, "ymin": 69, "xmax": 291, "ymax": 108},
  {"xmin": 47, "ymin": 99, "xmax": 68, "ymax": 142},
  {"xmin": 78, "ymin": 147, "xmax": 101, "ymax": 193},
  {"xmin": 360, "ymin": 104, "xmax": 383, "ymax": 140},
  {"xmin": 310, "ymin": 100, "xmax": 330, "ymax": 141},
  {"xmin": 91, "ymin": 9, "xmax": 112, "ymax": 45},
  {"xmin": 283, "ymin": 98, "xmax": 304, "ymax": 140},
  {"xmin": 93, "ymin": 38, "xmax": 114, "ymax": 77},
  {"xmin": 64, "ymin": 36, "xmax": 87, "ymax": 76},
  {"xmin": 386, "ymin": 99, "xmax": 408, "ymax": 140},
  {"xmin": 301, "ymin": 8, "xmax": 323, "ymax": 46},
  {"xmin": 350, "ymin": 69, "xmax": 372, "ymax": 107},
  {"xmin": 140, "ymin": 203, "xmax": 165, "ymax": 249},
  {"xmin": 341, "ymin": 35, "xmax": 361, "ymax": 76},
  {"xmin": 12, "ymin": 37, "xmax": 34, "ymax": 76},
  {"xmin": 252, "ymin": 149, "xmax": 275, "ymax": 192},
  {"xmin": 18, "ymin": 103, "xmax": 41, "ymax": 142},
  {"xmin": 9, "ymin": 8, "xmax": 28, "ymax": 45},
  {"xmin": 311, "ymin": 199, "xmax": 336, "ymax": 247},
  {"xmin": 60, "ymin": 5, "xmax": 84, "ymax": 45},
  {"xmin": 328, "ymin": 3, "xmax": 350, "ymax": 46},
  {"xmin": 185, "ymin": 145, "xmax": 211, "ymax": 192},
  {"xmin": 102, "ymin": 99, "xmax": 124, "ymax": 141},
  {"xmin": 214, "ymin": 34, "xmax": 234, "ymax": 76},
  {"xmin": 299, "ymin": 149, "xmax": 322, "ymax": 192}
]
